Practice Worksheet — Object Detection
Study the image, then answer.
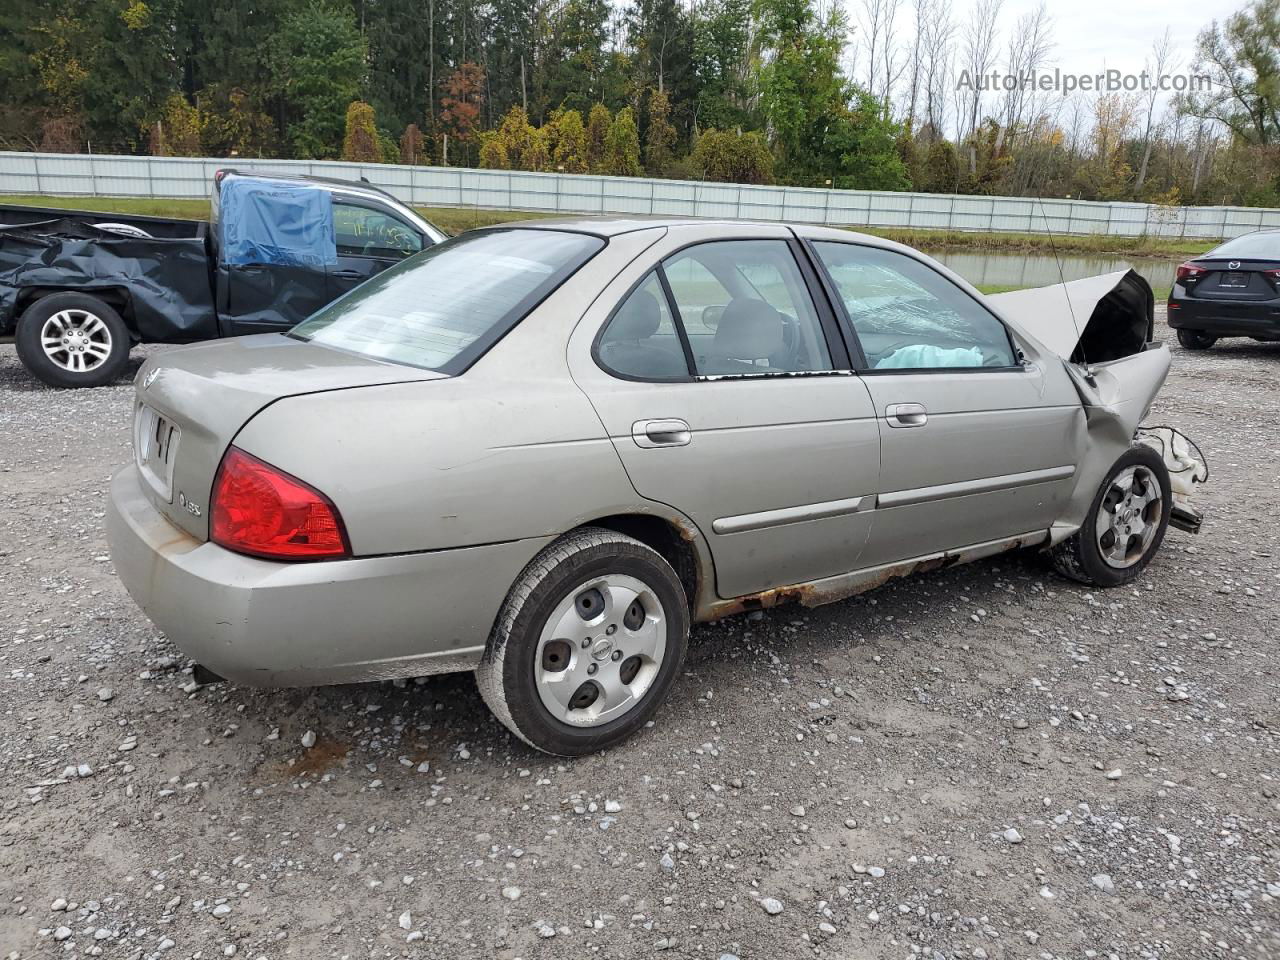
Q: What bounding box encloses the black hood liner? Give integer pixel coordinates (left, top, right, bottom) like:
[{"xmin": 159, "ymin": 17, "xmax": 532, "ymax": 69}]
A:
[{"xmin": 1071, "ymin": 269, "xmax": 1154, "ymax": 365}]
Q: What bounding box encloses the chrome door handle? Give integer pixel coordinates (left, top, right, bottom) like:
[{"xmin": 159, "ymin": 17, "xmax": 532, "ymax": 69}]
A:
[
  {"xmin": 885, "ymin": 403, "xmax": 928, "ymax": 428},
  {"xmin": 632, "ymin": 418, "xmax": 692, "ymax": 448}
]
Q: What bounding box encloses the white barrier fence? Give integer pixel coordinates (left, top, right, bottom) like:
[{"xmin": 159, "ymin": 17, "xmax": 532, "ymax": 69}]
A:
[{"xmin": 2, "ymin": 150, "xmax": 1278, "ymax": 240}]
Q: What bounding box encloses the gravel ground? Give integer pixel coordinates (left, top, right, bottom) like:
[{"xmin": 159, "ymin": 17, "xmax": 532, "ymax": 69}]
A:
[{"xmin": 0, "ymin": 311, "xmax": 1277, "ymax": 960}]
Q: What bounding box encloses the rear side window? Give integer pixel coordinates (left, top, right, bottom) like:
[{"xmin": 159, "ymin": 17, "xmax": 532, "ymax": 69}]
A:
[
  {"xmin": 812, "ymin": 242, "xmax": 1016, "ymax": 370},
  {"xmin": 598, "ymin": 272, "xmax": 690, "ymax": 380},
  {"xmin": 292, "ymin": 229, "xmax": 603, "ymax": 373}
]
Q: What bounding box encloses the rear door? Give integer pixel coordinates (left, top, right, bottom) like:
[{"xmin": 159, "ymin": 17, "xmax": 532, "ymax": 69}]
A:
[
  {"xmin": 328, "ymin": 197, "xmax": 426, "ymax": 301},
  {"xmin": 569, "ymin": 225, "xmax": 882, "ymax": 600},
  {"xmin": 806, "ymin": 238, "xmax": 1085, "ymax": 567}
]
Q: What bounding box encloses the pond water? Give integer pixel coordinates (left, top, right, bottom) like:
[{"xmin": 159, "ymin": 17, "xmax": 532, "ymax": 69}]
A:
[{"xmin": 932, "ymin": 250, "xmax": 1174, "ymax": 295}]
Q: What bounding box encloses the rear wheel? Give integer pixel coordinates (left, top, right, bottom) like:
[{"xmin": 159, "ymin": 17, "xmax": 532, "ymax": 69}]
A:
[
  {"xmin": 15, "ymin": 292, "xmax": 131, "ymax": 388},
  {"xmin": 1176, "ymin": 328, "xmax": 1217, "ymax": 351},
  {"xmin": 476, "ymin": 528, "xmax": 689, "ymax": 756},
  {"xmin": 1050, "ymin": 445, "xmax": 1172, "ymax": 588}
]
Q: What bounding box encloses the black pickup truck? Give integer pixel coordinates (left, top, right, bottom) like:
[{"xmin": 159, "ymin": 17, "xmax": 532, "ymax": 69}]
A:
[{"xmin": 0, "ymin": 171, "xmax": 446, "ymax": 387}]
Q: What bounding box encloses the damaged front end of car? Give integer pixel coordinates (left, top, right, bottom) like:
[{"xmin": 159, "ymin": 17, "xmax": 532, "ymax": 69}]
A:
[{"xmin": 988, "ymin": 269, "xmax": 1208, "ymax": 542}]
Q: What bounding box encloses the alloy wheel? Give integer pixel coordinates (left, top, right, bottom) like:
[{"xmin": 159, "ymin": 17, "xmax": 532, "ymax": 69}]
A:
[{"xmin": 39, "ymin": 309, "xmax": 113, "ymax": 374}]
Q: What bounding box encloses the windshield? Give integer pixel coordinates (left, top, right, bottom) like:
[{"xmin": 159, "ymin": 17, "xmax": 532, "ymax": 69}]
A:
[
  {"xmin": 1205, "ymin": 232, "xmax": 1280, "ymax": 260},
  {"xmin": 291, "ymin": 228, "xmax": 604, "ymax": 373}
]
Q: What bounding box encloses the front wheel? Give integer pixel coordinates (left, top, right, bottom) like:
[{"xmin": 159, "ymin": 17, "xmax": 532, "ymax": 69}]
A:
[
  {"xmin": 14, "ymin": 292, "xmax": 131, "ymax": 387},
  {"xmin": 476, "ymin": 528, "xmax": 690, "ymax": 756},
  {"xmin": 1176, "ymin": 328, "xmax": 1217, "ymax": 351},
  {"xmin": 1049, "ymin": 445, "xmax": 1172, "ymax": 588}
]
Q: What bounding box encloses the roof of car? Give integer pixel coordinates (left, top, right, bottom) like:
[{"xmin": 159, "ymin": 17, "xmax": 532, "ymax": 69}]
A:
[{"xmin": 490, "ymin": 216, "xmax": 891, "ymax": 246}]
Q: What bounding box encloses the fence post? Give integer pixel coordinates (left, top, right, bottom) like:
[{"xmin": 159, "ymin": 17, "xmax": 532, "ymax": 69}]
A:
[{"xmin": 33, "ymin": 154, "xmax": 42, "ymax": 194}]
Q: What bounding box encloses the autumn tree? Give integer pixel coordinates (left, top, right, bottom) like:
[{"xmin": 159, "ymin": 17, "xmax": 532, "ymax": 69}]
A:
[
  {"xmin": 400, "ymin": 123, "xmax": 425, "ymax": 163},
  {"xmin": 342, "ymin": 101, "xmax": 381, "ymax": 162},
  {"xmin": 439, "ymin": 62, "xmax": 486, "ymax": 164},
  {"xmin": 201, "ymin": 87, "xmax": 276, "ymax": 158},
  {"xmin": 644, "ymin": 88, "xmax": 677, "ymax": 174},
  {"xmin": 586, "ymin": 103, "xmax": 611, "ymax": 170},
  {"xmin": 495, "ymin": 105, "xmax": 534, "ymax": 167},
  {"xmin": 478, "ymin": 133, "xmax": 511, "ymax": 169},
  {"xmin": 552, "ymin": 109, "xmax": 589, "ymax": 172},
  {"xmin": 523, "ymin": 126, "xmax": 551, "ymax": 170},
  {"xmin": 604, "ymin": 106, "xmax": 641, "ymax": 176},
  {"xmin": 691, "ymin": 129, "xmax": 774, "ymax": 183}
]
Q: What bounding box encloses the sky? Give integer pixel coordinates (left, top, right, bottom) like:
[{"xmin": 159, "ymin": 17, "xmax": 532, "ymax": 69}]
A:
[{"xmin": 994, "ymin": 0, "xmax": 1241, "ymax": 79}]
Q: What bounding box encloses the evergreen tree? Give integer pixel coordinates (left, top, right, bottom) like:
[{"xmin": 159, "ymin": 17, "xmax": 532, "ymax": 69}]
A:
[
  {"xmin": 603, "ymin": 106, "xmax": 641, "ymax": 176},
  {"xmin": 586, "ymin": 103, "xmax": 611, "ymax": 170},
  {"xmin": 342, "ymin": 101, "xmax": 381, "ymax": 162},
  {"xmin": 644, "ymin": 88, "xmax": 677, "ymax": 174},
  {"xmin": 276, "ymin": 1, "xmax": 366, "ymax": 159}
]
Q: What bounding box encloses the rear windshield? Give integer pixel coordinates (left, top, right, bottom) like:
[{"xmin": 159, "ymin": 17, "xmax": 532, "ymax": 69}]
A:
[
  {"xmin": 1205, "ymin": 232, "xmax": 1280, "ymax": 260},
  {"xmin": 291, "ymin": 228, "xmax": 604, "ymax": 373}
]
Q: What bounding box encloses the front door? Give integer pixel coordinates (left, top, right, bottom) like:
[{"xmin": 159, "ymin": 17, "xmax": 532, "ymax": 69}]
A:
[
  {"xmin": 569, "ymin": 227, "xmax": 882, "ymax": 600},
  {"xmin": 806, "ymin": 239, "xmax": 1086, "ymax": 567}
]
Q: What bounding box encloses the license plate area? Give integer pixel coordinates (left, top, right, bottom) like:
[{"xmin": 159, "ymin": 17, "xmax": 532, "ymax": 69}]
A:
[
  {"xmin": 1218, "ymin": 272, "xmax": 1249, "ymax": 288},
  {"xmin": 134, "ymin": 404, "xmax": 180, "ymax": 502}
]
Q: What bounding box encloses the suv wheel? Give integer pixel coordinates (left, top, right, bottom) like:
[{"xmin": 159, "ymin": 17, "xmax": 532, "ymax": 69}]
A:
[
  {"xmin": 1176, "ymin": 328, "xmax": 1217, "ymax": 351},
  {"xmin": 15, "ymin": 292, "xmax": 131, "ymax": 387},
  {"xmin": 1049, "ymin": 445, "xmax": 1172, "ymax": 588},
  {"xmin": 476, "ymin": 528, "xmax": 690, "ymax": 756}
]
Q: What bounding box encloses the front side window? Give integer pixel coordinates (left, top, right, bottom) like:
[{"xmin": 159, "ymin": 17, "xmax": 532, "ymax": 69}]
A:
[
  {"xmin": 333, "ymin": 201, "xmax": 423, "ymax": 260},
  {"xmin": 812, "ymin": 242, "xmax": 1017, "ymax": 370},
  {"xmin": 293, "ymin": 229, "xmax": 603, "ymax": 373},
  {"xmin": 663, "ymin": 240, "xmax": 833, "ymax": 376}
]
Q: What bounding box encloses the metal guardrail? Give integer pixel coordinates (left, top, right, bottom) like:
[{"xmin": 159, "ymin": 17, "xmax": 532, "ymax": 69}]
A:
[{"xmin": 2, "ymin": 150, "xmax": 1277, "ymax": 240}]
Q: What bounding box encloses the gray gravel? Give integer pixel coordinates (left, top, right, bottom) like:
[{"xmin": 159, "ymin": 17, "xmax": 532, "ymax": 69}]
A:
[{"xmin": 1, "ymin": 311, "xmax": 1278, "ymax": 959}]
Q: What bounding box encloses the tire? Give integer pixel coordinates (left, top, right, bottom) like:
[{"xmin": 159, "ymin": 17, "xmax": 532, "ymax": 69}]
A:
[
  {"xmin": 476, "ymin": 527, "xmax": 690, "ymax": 756},
  {"xmin": 1176, "ymin": 328, "xmax": 1217, "ymax": 351},
  {"xmin": 1049, "ymin": 445, "xmax": 1173, "ymax": 588},
  {"xmin": 14, "ymin": 292, "xmax": 131, "ymax": 388}
]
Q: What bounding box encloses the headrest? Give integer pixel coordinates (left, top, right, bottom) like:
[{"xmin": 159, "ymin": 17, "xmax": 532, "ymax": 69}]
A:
[
  {"xmin": 711, "ymin": 298, "xmax": 783, "ymax": 360},
  {"xmin": 610, "ymin": 289, "xmax": 661, "ymax": 340}
]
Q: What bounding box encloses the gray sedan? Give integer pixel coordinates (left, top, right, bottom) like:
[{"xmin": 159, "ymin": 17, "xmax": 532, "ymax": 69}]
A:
[{"xmin": 106, "ymin": 218, "xmax": 1203, "ymax": 755}]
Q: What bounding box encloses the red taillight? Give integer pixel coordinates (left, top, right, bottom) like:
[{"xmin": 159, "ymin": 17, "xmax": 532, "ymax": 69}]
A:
[
  {"xmin": 1175, "ymin": 262, "xmax": 1206, "ymax": 283},
  {"xmin": 210, "ymin": 447, "xmax": 349, "ymax": 560}
]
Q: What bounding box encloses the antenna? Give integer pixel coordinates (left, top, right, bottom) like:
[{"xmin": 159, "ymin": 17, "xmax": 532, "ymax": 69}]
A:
[{"xmin": 1033, "ymin": 187, "xmax": 1088, "ymax": 372}]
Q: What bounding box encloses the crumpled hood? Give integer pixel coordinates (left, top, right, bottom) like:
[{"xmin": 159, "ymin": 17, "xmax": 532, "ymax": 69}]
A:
[{"xmin": 988, "ymin": 269, "xmax": 1154, "ymax": 365}]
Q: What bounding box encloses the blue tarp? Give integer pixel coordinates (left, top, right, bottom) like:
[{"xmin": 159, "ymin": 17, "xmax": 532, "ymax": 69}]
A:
[{"xmin": 219, "ymin": 176, "xmax": 336, "ymax": 267}]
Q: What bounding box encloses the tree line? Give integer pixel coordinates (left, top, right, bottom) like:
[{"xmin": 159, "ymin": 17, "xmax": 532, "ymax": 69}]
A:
[{"xmin": 2, "ymin": 0, "xmax": 1280, "ymax": 205}]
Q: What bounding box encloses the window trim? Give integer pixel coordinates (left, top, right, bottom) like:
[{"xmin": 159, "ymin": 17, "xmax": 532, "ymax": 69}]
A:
[
  {"xmin": 592, "ymin": 237, "xmax": 851, "ymax": 383},
  {"xmin": 803, "ymin": 238, "xmax": 1025, "ymax": 375},
  {"xmin": 330, "ymin": 195, "xmax": 426, "ymax": 263}
]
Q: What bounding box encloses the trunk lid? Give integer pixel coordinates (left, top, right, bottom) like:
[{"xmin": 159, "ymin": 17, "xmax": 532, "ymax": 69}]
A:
[
  {"xmin": 131, "ymin": 333, "xmax": 444, "ymax": 540},
  {"xmin": 1182, "ymin": 258, "xmax": 1279, "ymax": 301}
]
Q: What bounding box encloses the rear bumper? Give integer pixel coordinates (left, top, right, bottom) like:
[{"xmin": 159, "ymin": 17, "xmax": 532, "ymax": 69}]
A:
[
  {"xmin": 1167, "ymin": 295, "xmax": 1280, "ymax": 338},
  {"xmin": 106, "ymin": 464, "xmax": 550, "ymax": 687}
]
